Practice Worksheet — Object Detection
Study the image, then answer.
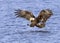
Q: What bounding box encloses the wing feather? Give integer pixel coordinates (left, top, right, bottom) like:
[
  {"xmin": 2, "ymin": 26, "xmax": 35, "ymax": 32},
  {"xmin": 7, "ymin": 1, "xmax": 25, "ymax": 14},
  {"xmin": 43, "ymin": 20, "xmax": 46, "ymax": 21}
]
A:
[
  {"xmin": 15, "ymin": 9, "xmax": 35, "ymax": 21},
  {"xmin": 36, "ymin": 9, "xmax": 53, "ymax": 28}
]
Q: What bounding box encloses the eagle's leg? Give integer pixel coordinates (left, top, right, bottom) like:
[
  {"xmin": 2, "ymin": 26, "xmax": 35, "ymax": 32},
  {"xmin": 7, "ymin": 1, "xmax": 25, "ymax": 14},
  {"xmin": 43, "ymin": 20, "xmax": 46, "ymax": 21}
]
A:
[{"xmin": 36, "ymin": 22, "xmax": 45, "ymax": 28}]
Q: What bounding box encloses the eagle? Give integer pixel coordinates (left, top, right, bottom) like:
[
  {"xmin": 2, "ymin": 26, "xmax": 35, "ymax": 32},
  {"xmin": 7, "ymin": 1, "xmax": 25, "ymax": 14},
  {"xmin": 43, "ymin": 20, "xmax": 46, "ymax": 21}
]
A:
[{"xmin": 15, "ymin": 9, "xmax": 53, "ymax": 28}]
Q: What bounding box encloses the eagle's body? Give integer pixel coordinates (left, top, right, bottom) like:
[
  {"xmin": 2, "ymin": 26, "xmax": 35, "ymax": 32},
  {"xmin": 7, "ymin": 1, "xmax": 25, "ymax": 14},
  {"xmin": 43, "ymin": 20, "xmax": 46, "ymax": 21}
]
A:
[{"xmin": 15, "ymin": 9, "xmax": 53, "ymax": 28}]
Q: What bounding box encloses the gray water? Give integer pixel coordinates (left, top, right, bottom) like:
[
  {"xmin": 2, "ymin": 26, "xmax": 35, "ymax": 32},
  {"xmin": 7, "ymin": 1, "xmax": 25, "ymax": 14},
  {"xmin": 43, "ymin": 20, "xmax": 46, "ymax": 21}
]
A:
[{"xmin": 0, "ymin": 0, "xmax": 60, "ymax": 43}]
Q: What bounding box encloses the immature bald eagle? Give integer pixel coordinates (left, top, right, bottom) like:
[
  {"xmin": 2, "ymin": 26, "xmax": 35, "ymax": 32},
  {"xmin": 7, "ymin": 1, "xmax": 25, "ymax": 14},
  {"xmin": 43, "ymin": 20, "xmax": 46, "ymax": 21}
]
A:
[{"xmin": 15, "ymin": 9, "xmax": 53, "ymax": 28}]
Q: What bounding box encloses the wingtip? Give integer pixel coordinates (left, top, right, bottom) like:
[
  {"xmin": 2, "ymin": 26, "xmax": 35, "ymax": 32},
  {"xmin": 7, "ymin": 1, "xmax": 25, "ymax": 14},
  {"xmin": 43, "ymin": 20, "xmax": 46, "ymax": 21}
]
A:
[{"xmin": 14, "ymin": 9, "xmax": 22, "ymax": 15}]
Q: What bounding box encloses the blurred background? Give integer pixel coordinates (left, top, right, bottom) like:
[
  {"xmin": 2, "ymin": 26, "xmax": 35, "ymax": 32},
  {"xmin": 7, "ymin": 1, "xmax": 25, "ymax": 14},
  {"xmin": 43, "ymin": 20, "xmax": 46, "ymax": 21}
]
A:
[{"xmin": 0, "ymin": 0, "xmax": 60, "ymax": 43}]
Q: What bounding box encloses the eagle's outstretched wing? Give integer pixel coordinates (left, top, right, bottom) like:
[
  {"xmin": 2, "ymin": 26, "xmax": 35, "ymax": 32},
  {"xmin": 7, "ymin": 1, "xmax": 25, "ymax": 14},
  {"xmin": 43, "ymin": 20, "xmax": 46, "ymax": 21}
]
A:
[
  {"xmin": 15, "ymin": 9, "xmax": 35, "ymax": 21},
  {"xmin": 36, "ymin": 9, "xmax": 53, "ymax": 28},
  {"xmin": 15, "ymin": 9, "xmax": 37, "ymax": 27}
]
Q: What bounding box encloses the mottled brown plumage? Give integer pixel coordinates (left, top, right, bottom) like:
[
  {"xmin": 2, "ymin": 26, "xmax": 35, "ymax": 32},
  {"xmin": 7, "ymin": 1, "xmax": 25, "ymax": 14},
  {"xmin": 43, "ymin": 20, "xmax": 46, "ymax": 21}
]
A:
[
  {"xmin": 15, "ymin": 9, "xmax": 53, "ymax": 28},
  {"xmin": 15, "ymin": 9, "xmax": 35, "ymax": 20},
  {"xmin": 36, "ymin": 9, "xmax": 53, "ymax": 28}
]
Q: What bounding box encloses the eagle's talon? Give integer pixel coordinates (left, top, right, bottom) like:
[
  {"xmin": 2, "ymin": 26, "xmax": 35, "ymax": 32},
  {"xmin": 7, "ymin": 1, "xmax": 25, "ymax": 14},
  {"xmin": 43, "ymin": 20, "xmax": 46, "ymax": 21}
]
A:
[{"xmin": 36, "ymin": 23, "xmax": 45, "ymax": 28}]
